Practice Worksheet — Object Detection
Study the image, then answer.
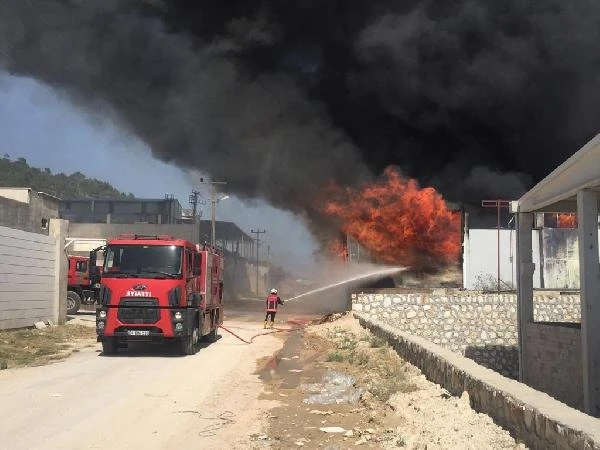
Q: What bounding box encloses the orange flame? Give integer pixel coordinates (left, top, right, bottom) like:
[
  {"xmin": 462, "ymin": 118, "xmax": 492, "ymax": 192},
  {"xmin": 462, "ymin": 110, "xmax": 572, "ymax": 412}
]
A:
[
  {"xmin": 322, "ymin": 167, "xmax": 461, "ymax": 268},
  {"xmin": 557, "ymin": 213, "xmax": 577, "ymax": 228},
  {"xmin": 328, "ymin": 239, "xmax": 349, "ymax": 264}
]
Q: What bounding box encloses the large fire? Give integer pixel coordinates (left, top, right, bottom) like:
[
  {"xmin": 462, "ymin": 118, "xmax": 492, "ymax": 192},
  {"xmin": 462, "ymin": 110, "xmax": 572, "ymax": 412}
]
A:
[
  {"xmin": 322, "ymin": 167, "xmax": 461, "ymax": 269},
  {"xmin": 543, "ymin": 213, "xmax": 578, "ymax": 228},
  {"xmin": 557, "ymin": 213, "xmax": 577, "ymax": 228}
]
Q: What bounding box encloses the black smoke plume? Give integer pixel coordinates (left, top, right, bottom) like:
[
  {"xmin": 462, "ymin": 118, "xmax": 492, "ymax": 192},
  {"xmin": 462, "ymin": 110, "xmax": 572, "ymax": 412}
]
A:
[{"xmin": 1, "ymin": 0, "xmax": 600, "ymax": 229}]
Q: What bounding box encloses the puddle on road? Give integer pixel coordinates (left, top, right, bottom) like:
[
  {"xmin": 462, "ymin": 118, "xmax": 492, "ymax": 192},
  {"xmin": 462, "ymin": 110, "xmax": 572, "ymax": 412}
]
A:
[
  {"xmin": 301, "ymin": 370, "xmax": 364, "ymax": 405},
  {"xmin": 257, "ymin": 330, "xmax": 324, "ymax": 390}
]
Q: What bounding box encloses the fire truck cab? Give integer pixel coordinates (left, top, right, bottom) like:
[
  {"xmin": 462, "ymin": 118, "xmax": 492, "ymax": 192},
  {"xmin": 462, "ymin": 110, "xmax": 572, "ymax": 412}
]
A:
[{"xmin": 93, "ymin": 234, "xmax": 224, "ymax": 355}]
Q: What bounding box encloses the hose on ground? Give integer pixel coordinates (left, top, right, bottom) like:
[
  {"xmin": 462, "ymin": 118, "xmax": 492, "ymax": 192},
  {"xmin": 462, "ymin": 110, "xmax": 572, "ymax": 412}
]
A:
[{"xmin": 218, "ymin": 318, "xmax": 311, "ymax": 344}]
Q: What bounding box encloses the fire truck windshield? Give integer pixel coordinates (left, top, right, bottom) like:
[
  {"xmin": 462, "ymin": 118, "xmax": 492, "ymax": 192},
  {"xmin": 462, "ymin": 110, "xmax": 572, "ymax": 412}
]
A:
[{"xmin": 102, "ymin": 245, "xmax": 183, "ymax": 279}]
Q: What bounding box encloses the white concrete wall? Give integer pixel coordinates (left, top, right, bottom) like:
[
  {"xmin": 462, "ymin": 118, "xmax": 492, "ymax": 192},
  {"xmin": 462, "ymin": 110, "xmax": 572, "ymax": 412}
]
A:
[
  {"xmin": 463, "ymin": 228, "xmax": 600, "ymax": 290},
  {"xmin": 540, "ymin": 228, "xmax": 580, "ymax": 289},
  {"xmin": 463, "ymin": 229, "xmax": 541, "ymax": 290},
  {"xmin": 0, "ymin": 225, "xmax": 56, "ymax": 329},
  {"xmin": 0, "ymin": 187, "xmax": 31, "ymax": 204}
]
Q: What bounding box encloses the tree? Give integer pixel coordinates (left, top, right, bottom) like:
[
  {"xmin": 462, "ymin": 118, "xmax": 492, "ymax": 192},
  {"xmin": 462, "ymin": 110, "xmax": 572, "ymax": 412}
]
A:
[{"xmin": 0, "ymin": 158, "xmax": 133, "ymax": 200}]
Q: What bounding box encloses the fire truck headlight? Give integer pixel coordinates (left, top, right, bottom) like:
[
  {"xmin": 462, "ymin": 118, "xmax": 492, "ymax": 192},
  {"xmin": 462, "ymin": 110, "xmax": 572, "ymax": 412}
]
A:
[
  {"xmin": 174, "ymin": 311, "xmax": 182, "ymax": 320},
  {"xmin": 99, "ymin": 310, "xmax": 107, "ymax": 319},
  {"xmin": 97, "ymin": 321, "xmax": 105, "ymax": 330},
  {"xmin": 175, "ymin": 323, "xmax": 183, "ymax": 331}
]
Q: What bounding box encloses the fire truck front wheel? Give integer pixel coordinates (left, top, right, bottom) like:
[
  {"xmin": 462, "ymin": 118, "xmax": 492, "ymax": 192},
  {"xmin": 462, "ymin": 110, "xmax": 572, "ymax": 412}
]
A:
[
  {"xmin": 180, "ymin": 326, "xmax": 199, "ymax": 356},
  {"xmin": 66, "ymin": 291, "xmax": 82, "ymax": 315}
]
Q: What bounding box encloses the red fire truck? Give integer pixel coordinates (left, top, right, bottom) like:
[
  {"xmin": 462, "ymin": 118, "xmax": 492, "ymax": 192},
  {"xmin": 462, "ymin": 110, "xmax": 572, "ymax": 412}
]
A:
[
  {"xmin": 67, "ymin": 255, "xmax": 101, "ymax": 315},
  {"xmin": 92, "ymin": 234, "xmax": 224, "ymax": 355}
]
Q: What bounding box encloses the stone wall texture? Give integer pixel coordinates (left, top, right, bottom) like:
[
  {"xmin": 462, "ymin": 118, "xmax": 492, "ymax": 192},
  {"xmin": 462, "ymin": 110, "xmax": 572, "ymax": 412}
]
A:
[
  {"xmin": 356, "ymin": 314, "xmax": 600, "ymax": 450},
  {"xmin": 352, "ymin": 290, "xmax": 581, "ymax": 379}
]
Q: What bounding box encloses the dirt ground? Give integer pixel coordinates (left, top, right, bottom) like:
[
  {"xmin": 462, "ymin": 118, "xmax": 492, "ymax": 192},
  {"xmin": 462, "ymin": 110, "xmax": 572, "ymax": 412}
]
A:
[
  {"xmin": 0, "ymin": 320, "xmax": 96, "ymax": 369},
  {"xmin": 0, "ymin": 317, "xmax": 287, "ymax": 450},
  {"xmin": 0, "ymin": 309, "xmax": 527, "ymax": 449},
  {"xmin": 256, "ymin": 313, "xmax": 527, "ymax": 449}
]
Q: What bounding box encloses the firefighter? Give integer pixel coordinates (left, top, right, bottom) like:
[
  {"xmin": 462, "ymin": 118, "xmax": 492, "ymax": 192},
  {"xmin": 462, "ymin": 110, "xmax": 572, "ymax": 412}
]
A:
[{"xmin": 264, "ymin": 288, "xmax": 284, "ymax": 329}]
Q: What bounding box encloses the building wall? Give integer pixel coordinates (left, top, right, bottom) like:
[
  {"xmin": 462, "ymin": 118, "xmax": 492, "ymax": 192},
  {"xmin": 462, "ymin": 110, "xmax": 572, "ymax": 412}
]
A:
[
  {"xmin": 0, "ymin": 224, "xmax": 66, "ymax": 330},
  {"xmin": 352, "ymin": 291, "xmax": 581, "ymax": 380},
  {"xmin": 68, "ymin": 222, "xmax": 199, "ymax": 242},
  {"xmin": 463, "ymin": 228, "xmax": 599, "ymax": 290},
  {"xmin": 0, "ymin": 191, "xmax": 60, "ymax": 235},
  {"xmin": 463, "ymin": 229, "xmax": 540, "ymax": 290},
  {"xmin": 522, "ymin": 322, "xmax": 583, "ymax": 410},
  {"xmin": 60, "ymin": 198, "xmax": 184, "ymax": 225},
  {"xmin": 0, "ymin": 187, "xmax": 31, "ymax": 203}
]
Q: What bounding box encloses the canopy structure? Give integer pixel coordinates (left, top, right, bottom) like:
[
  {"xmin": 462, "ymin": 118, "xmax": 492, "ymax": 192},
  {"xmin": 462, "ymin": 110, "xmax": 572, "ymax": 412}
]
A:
[
  {"xmin": 514, "ymin": 134, "xmax": 600, "ymax": 416},
  {"xmin": 517, "ymin": 134, "xmax": 600, "ymax": 213}
]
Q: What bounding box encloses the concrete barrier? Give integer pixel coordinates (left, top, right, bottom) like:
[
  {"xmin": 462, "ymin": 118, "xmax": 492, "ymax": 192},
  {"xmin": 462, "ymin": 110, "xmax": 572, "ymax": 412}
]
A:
[{"xmin": 355, "ymin": 313, "xmax": 600, "ymax": 450}]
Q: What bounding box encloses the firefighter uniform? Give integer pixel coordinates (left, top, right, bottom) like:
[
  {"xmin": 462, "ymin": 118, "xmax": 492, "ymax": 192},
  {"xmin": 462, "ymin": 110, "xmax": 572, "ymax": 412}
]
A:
[{"xmin": 265, "ymin": 288, "xmax": 283, "ymax": 329}]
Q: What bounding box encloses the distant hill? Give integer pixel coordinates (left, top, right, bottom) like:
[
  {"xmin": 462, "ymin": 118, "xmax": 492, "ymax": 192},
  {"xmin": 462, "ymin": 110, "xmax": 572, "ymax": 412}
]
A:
[{"xmin": 0, "ymin": 155, "xmax": 134, "ymax": 199}]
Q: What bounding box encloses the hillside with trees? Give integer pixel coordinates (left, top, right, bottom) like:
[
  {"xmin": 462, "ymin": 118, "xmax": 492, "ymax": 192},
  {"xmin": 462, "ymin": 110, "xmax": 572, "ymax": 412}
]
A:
[{"xmin": 0, "ymin": 155, "xmax": 134, "ymax": 199}]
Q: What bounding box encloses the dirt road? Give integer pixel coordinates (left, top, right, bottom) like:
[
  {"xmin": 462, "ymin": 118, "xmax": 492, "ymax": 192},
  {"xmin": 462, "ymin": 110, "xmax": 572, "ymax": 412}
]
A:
[
  {"xmin": 0, "ymin": 316, "xmax": 288, "ymax": 450},
  {"xmin": 0, "ymin": 299, "xmax": 525, "ymax": 450}
]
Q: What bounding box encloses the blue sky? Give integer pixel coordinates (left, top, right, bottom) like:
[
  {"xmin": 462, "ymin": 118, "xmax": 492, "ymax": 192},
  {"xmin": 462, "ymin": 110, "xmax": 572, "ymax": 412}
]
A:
[{"xmin": 0, "ymin": 73, "xmax": 318, "ymax": 275}]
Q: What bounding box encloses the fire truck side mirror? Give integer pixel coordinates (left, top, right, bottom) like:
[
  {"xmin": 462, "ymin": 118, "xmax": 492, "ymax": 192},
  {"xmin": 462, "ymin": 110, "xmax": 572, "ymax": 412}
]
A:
[
  {"xmin": 89, "ymin": 245, "xmax": 105, "ymax": 283},
  {"xmin": 192, "ymin": 253, "xmax": 202, "ymax": 276}
]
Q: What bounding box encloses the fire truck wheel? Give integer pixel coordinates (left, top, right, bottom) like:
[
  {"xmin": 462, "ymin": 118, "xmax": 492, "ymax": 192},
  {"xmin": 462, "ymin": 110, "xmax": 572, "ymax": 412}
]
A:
[
  {"xmin": 206, "ymin": 327, "xmax": 218, "ymax": 343},
  {"xmin": 101, "ymin": 339, "xmax": 118, "ymax": 355},
  {"xmin": 66, "ymin": 291, "xmax": 82, "ymax": 315},
  {"xmin": 180, "ymin": 328, "xmax": 198, "ymax": 356}
]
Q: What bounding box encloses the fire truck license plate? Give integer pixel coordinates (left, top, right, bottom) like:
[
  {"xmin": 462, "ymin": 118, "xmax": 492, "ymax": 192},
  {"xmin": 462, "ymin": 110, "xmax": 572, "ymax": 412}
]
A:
[{"xmin": 127, "ymin": 330, "xmax": 150, "ymax": 336}]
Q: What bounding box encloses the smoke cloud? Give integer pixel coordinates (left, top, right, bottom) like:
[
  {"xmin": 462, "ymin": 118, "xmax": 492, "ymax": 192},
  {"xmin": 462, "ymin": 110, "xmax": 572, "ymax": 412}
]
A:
[{"xmin": 1, "ymin": 0, "xmax": 600, "ymax": 229}]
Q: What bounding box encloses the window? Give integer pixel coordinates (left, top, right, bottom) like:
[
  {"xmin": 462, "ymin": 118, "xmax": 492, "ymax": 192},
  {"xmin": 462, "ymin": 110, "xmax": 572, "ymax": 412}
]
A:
[
  {"xmin": 102, "ymin": 245, "xmax": 183, "ymax": 278},
  {"xmin": 185, "ymin": 250, "xmax": 193, "ymax": 276},
  {"xmin": 75, "ymin": 261, "xmax": 88, "ymax": 273}
]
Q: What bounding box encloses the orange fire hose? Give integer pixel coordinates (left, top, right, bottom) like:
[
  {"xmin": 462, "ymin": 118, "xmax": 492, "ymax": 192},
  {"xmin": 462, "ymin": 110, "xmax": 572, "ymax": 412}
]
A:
[{"xmin": 218, "ymin": 318, "xmax": 312, "ymax": 344}]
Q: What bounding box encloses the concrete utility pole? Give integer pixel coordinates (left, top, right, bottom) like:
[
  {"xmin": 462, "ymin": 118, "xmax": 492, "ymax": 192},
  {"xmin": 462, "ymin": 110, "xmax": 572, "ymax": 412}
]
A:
[
  {"xmin": 251, "ymin": 228, "xmax": 266, "ymax": 297},
  {"xmin": 198, "ymin": 178, "xmax": 227, "ymax": 247}
]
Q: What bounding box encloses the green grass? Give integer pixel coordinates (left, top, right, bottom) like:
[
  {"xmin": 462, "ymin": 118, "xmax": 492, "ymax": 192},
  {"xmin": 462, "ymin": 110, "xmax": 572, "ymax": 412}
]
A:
[{"xmin": 323, "ymin": 328, "xmax": 418, "ymax": 402}]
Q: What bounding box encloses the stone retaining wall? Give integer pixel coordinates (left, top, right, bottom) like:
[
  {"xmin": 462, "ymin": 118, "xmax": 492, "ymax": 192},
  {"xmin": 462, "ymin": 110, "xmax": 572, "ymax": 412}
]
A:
[
  {"xmin": 356, "ymin": 314, "xmax": 600, "ymax": 450},
  {"xmin": 352, "ymin": 291, "xmax": 580, "ymax": 378}
]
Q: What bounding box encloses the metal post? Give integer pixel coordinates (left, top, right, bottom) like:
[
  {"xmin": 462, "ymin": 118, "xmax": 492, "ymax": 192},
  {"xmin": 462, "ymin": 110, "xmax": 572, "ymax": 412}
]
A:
[
  {"xmin": 497, "ymin": 202, "xmax": 500, "ymax": 291},
  {"xmin": 482, "ymin": 200, "xmax": 511, "ymax": 291},
  {"xmin": 251, "ymin": 228, "xmax": 266, "ymax": 297}
]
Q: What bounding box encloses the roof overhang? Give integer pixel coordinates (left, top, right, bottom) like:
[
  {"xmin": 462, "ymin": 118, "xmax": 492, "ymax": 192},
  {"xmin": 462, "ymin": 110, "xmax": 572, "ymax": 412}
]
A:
[{"xmin": 518, "ymin": 134, "xmax": 600, "ymax": 213}]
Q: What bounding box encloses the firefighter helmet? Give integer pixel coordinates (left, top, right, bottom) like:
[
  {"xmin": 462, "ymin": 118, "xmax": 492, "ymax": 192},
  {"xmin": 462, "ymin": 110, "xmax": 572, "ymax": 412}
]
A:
[{"xmin": 270, "ymin": 288, "xmax": 278, "ymax": 294}]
